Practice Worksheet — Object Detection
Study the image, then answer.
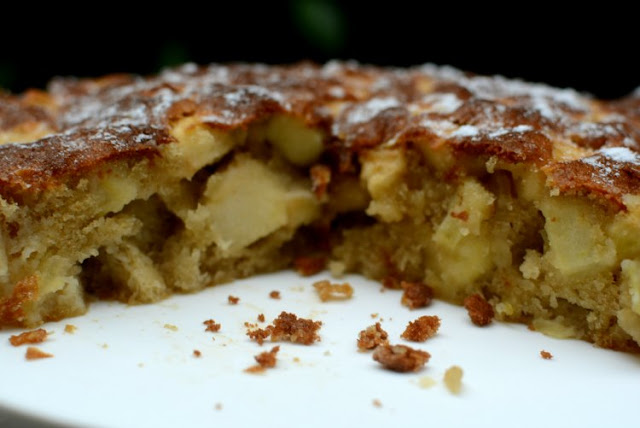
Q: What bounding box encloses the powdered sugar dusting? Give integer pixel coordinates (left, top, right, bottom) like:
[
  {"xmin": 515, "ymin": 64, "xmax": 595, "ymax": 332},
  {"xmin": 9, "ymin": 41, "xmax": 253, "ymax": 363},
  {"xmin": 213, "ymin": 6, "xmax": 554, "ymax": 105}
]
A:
[
  {"xmin": 420, "ymin": 93, "xmax": 463, "ymax": 114},
  {"xmin": 345, "ymin": 97, "xmax": 401, "ymax": 125},
  {"xmin": 418, "ymin": 63, "xmax": 590, "ymax": 121},
  {"xmin": 451, "ymin": 125, "xmax": 480, "ymax": 138},
  {"xmin": 2, "ymin": 61, "xmax": 640, "ymax": 200},
  {"xmin": 599, "ymin": 146, "xmax": 640, "ymax": 164}
]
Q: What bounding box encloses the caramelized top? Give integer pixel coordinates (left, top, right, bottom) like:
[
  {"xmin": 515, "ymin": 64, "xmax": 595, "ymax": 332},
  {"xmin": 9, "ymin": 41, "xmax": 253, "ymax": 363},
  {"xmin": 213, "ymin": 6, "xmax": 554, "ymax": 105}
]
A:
[{"xmin": 1, "ymin": 62, "xmax": 639, "ymax": 207}]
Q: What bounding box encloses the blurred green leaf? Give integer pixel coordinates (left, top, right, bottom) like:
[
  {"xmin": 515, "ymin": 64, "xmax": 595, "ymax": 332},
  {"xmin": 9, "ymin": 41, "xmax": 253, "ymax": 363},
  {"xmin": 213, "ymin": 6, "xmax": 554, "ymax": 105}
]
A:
[
  {"xmin": 0, "ymin": 62, "xmax": 17, "ymax": 91},
  {"xmin": 291, "ymin": 0, "xmax": 346, "ymax": 53},
  {"xmin": 158, "ymin": 41, "xmax": 191, "ymax": 69}
]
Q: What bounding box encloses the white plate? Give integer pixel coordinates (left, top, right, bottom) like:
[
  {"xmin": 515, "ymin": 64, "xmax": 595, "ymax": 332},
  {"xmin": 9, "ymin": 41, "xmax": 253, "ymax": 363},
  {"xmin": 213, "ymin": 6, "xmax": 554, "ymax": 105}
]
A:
[{"xmin": 1, "ymin": 271, "xmax": 638, "ymax": 428}]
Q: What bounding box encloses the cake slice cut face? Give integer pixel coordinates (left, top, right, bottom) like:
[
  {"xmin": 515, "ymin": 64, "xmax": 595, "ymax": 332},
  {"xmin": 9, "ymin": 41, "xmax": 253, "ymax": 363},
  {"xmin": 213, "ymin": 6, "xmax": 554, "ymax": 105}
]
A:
[{"xmin": 2, "ymin": 63, "xmax": 640, "ymax": 351}]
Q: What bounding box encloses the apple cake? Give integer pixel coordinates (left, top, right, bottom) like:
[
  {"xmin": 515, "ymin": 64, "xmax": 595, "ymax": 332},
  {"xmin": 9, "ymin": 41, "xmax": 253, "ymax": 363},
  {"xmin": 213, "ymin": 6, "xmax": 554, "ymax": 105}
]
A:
[{"xmin": 1, "ymin": 62, "xmax": 640, "ymax": 352}]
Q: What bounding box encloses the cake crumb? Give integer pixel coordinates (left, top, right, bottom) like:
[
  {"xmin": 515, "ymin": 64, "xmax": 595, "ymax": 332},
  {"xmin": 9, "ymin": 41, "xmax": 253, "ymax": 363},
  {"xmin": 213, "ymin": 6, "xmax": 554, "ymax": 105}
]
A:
[
  {"xmin": 417, "ymin": 376, "xmax": 437, "ymax": 389},
  {"xmin": 401, "ymin": 316, "xmax": 441, "ymax": 342},
  {"xmin": 258, "ymin": 313, "xmax": 265, "ymax": 322},
  {"xmin": 64, "ymin": 324, "xmax": 77, "ymax": 334},
  {"xmin": 540, "ymin": 350, "xmax": 553, "ymax": 360},
  {"xmin": 373, "ymin": 344, "xmax": 430, "ymax": 372},
  {"xmin": 371, "ymin": 313, "xmax": 378, "ymax": 319},
  {"xmin": 214, "ymin": 403, "xmax": 223, "ymax": 411},
  {"xmin": 313, "ymin": 279, "xmax": 354, "ymax": 302},
  {"xmin": 228, "ymin": 295, "xmax": 240, "ymax": 305},
  {"xmin": 164, "ymin": 323, "xmax": 178, "ymax": 332},
  {"xmin": 269, "ymin": 312, "xmax": 322, "ymax": 345},
  {"xmin": 372, "ymin": 399, "xmax": 382, "ymax": 408},
  {"xmin": 247, "ymin": 312, "xmax": 322, "ymax": 345},
  {"xmin": 293, "ymin": 357, "xmax": 300, "ymax": 363},
  {"xmin": 382, "ymin": 276, "xmax": 402, "ymax": 289},
  {"xmin": 294, "ymin": 255, "xmax": 327, "ymax": 276},
  {"xmin": 193, "ymin": 350, "xmax": 202, "ymax": 357},
  {"xmin": 357, "ymin": 322, "xmax": 389, "ymax": 350},
  {"xmin": 245, "ymin": 346, "xmax": 280, "ymax": 373},
  {"xmin": 269, "ymin": 290, "xmax": 281, "ymax": 299},
  {"xmin": 204, "ymin": 319, "xmax": 221, "ymax": 332},
  {"xmin": 310, "ymin": 164, "xmax": 331, "ymax": 200},
  {"xmin": 450, "ymin": 210, "xmax": 469, "ymax": 221},
  {"xmin": 401, "ymin": 281, "xmax": 434, "ymax": 309},
  {"xmin": 443, "ymin": 365, "xmax": 464, "ymax": 394},
  {"xmin": 328, "ymin": 260, "xmax": 346, "ymax": 277},
  {"xmin": 247, "ymin": 327, "xmax": 271, "ymax": 345},
  {"xmin": 464, "ymin": 294, "xmax": 494, "ymax": 326},
  {"xmin": 25, "ymin": 346, "xmax": 53, "ymax": 360},
  {"xmin": 9, "ymin": 328, "xmax": 48, "ymax": 346}
]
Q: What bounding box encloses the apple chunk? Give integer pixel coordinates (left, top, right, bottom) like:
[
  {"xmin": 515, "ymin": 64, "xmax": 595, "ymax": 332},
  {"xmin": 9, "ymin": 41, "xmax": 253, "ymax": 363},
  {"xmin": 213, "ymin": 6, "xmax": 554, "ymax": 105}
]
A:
[{"xmin": 187, "ymin": 155, "xmax": 319, "ymax": 254}]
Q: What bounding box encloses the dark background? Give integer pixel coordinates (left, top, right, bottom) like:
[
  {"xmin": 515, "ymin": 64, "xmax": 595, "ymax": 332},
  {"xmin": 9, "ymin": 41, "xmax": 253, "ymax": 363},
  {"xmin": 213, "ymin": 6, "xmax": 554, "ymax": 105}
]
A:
[{"xmin": 1, "ymin": 2, "xmax": 637, "ymax": 99}]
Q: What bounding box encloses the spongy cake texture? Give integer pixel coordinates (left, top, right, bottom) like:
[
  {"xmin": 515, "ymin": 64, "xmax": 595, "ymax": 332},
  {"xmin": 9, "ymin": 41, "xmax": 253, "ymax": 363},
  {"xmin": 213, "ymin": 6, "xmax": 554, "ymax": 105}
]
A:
[{"xmin": 2, "ymin": 62, "xmax": 640, "ymax": 351}]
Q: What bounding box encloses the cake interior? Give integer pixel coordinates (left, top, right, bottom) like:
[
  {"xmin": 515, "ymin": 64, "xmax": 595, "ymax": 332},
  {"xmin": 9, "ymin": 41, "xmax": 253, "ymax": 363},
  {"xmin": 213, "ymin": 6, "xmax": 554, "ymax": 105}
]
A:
[{"xmin": 2, "ymin": 112, "xmax": 640, "ymax": 352}]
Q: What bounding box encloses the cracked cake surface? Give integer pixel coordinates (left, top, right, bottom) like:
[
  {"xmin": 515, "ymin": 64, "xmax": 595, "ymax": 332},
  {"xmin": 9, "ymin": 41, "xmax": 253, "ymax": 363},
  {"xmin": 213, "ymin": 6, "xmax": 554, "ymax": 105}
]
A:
[{"xmin": 1, "ymin": 62, "xmax": 640, "ymax": 351}]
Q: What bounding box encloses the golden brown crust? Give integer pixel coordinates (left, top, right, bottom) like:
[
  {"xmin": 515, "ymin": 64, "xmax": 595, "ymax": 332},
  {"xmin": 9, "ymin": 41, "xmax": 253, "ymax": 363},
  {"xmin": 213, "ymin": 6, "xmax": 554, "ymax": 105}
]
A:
[
  {"xmin": 0, "ymin": 275, "xmax": 39, "ymax": 327},
  {"xmin": 2, "ymin": 63, "xmax": 640, "ymax": 208},
  {"xmin": 0, "ymin": 93, "xmax": 54, "ymax": 132}
]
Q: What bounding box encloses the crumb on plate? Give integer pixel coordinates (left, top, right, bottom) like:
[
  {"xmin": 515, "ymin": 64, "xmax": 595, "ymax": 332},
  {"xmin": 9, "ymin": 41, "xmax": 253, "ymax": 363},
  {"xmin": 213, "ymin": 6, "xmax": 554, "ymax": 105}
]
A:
[
  {"xmin": 25, "ymin": 346, "xmax": 53, "ymax": 360},
  {"xmin": 245, "ymin": 346, "xmax": 280, "ymax": 373},
  {"xmin": 269, "ymin": 290, "xmax": 281, "ymax": 299},
  {"xmin": 193, "ymin": 349, "xmax": 202, "ymax": 357},
  {"xmin": 203, "ymin": 319, "xmax": 221, "ymax": 332},
  {"xmin": 401, "ymin": 281, "xmax": 434, "ymax": 309},
  {"xmin": 313, "ymin": 279, "xmax": 354, "ymax": 302},
  {"xmin": 372, "ymin": 399, "xmax": 382, "ymax": 408},
  {"xmin": 540, "ymin": 350, "xmax": 553, "ymax": 360},
  {"xmin": 164, "ymin": 323, "xmax": 178, "ymax": 331},
  {"xmin": 258, "ymin": 313, "xmax": 265, "ymax": 322},
  {"xmin": 228, "ymin": 295, "xmax": 240, "ymax": 305},
  {"xmin": 401, "ymin": 315, "xmax": 441, "ymax": 342},
  {"xmin": 463, "ymin": 294, "xmax": 494, "ymax": 326},
  {"xmin": 417, "ymin": 376, "xmax": 437, "ymax": 389},
  {"xmin": 247, "ymin": 311, "xmax": 322, "ymax": 345},
  {"xmin": 443, "ymin": 365, "xmax": 464, "ymax": 394},
  {"xmin": 372, "ymin": 344, "xmax": 430, "ymax": 372},
  {"xmin": 357, "ymin": 322, "xmax": 389, "ymax": 350},
  {"xmin": 64, "ymin": 324, "xmax": 77, "ymax": 334},
  {"xmin": 9, "ymin": 328, "xmax": 48, "ymax": 346},
  {"xmin": 247, "ymin": 327, "xmax": 271, "ymax": 345}
]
